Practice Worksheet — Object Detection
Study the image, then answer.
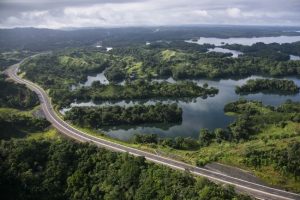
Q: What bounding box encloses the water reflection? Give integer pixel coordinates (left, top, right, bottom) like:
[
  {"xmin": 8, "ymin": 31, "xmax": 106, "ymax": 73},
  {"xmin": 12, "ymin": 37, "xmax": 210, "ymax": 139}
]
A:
[
  {"xmin": 152, "ymin": 77, "xmax": 176, "ymax": 83},
  {"xmin": 62, "ymin": 76, "xmax": 300, "ymax": 141},
  {"xmin": 208, "ymin": 47, "xmax": 243, "ymax": 58},
  {"xmin": 290, "ymin": 55, "xmax": 300, "ymax": 61},
  {"xmin": 82, "ymin": 71, "xmax": 109, "ymax": 86},
  {"xmin": 70, "ymin": 72, "xmax": 126, "ymax": 90}
]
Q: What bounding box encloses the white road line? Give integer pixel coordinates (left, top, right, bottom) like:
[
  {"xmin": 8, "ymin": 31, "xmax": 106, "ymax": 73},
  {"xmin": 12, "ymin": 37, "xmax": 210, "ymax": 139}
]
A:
[{"xmin": 146, "ymin": 157, "xmax": 295, "ymax": 200}]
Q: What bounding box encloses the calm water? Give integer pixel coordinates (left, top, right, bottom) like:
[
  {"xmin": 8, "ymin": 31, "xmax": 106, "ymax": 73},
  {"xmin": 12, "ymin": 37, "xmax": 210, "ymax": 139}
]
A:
[
  {"xmin": 208, "ymin": 47, "xmax": 243, "ymax": 58},
  {"xmin": 62, "ymin": 76, "xmax": 300, "ymax": 141},
  {"xmin": 70, "ymin": 71, "xmax": 110, "ymax": 90},
  {"xmin": 186, "ymin": 35, "xmax": 300, "ymax": 46},
  {"xmin": 82, "ymin": 71, "xmax": 109, "ymax": 86},
  {"xmin": 290, "ymin": 55, "xmax": 300, "ymax": 61}
]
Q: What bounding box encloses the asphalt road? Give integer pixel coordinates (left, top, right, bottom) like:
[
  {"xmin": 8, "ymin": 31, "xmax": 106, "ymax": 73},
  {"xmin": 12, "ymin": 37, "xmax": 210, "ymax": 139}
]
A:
[{"xmin": 6, "ymin": 62, "xmax": 300, "ymax": 200}]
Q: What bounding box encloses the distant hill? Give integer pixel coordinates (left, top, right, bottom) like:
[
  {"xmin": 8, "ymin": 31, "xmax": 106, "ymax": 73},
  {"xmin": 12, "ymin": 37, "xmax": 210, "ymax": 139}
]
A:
[{"xmin": 1, "ymin": 25, "xmax": 300, "ymax": 52}]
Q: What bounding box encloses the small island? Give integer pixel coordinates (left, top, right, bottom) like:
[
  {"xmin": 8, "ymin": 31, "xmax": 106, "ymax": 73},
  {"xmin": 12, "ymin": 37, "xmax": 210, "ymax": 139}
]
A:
[
  {"xmin": 235, "ymin": 79, "xmax": 300, "ymax": 95},
  {"xmin": 64, "ymin": 103, "xmax": 182, "ymax": 127},
  {"xmin": 60, "ymin": 81, "xmax": 219, "ymax": 108}
]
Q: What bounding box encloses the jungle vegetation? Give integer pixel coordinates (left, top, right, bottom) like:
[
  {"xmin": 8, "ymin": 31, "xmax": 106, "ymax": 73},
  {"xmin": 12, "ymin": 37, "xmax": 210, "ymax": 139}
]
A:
[
  {"xmin": 0, "ymin": 139, "xmax": 252, "ymax": 200},
  {"xmin": 64, "ymin": 103, "xmax": 182, "ymax": 127},
  {"xmin": 236, "ymin": 78, "xmax": 299, "ymax": 95},
  {"xmin": 0, "ymin": 74, "xmax": 39, "ymax": 109}
]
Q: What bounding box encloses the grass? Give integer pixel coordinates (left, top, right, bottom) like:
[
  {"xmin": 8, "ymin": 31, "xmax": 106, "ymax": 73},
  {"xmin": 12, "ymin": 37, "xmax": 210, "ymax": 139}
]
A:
[
  {"xmin": 161, "ymin": 50, "xmax": 178, "ymax": 61},
  {"xmin": 258, "ymin": 122, "xmax": 300, "ymax": 139},
  {"xmin": 27, "ymin": 128, "xmax": 60, "ymax": 140},
  {"xmin": 123, "ymin": 56, "xmax": 157, "ymax": 79},
  {"xmin": 58, "ymin": 55, "xmax": 89, "ymax": 68},
  {"xmin": 153, "ymin": 123, "xmax": 300, "ymax": 192},
  {"xmin": 0, "ymin": 105, "xmax": 60, "ymax": 141},
  {"xmin": 0, "ymin": 105, "xmax": 41, "ymax": 117},
  {"xmin": 126, "ymin": 61, "xmax": 143, "ymax": 75}
]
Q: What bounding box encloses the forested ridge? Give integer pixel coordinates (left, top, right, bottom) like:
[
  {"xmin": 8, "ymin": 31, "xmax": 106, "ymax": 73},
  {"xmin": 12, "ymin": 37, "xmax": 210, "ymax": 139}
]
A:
[
  {"xmin": 1, "ymin": 26, "xmax": 298, "ymax": 52},
  {"xmin": 107, "ymin": 43, "xmax": 300, "ymax": 80},
  {"xmin": 21, "ymin": 42, "xmax": 300, "ymax": 87}
]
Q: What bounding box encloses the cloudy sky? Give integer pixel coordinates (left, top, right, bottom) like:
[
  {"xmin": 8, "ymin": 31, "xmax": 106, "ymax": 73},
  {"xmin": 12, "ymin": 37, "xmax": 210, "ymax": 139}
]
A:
[{"xmin": 0, "ymin": 0, "xmax": 300, "ymax": 29}]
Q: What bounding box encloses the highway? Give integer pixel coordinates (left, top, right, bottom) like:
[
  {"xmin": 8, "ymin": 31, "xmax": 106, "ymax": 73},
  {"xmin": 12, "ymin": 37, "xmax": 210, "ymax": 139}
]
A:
[{"xmin": 6, "ymin": 61, "xmax": 300, "ymax": 200}]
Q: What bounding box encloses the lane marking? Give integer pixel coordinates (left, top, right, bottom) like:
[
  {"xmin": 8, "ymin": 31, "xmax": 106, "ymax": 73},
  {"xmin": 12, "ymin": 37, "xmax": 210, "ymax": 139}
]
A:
[{"xmin": 146, "ymin": 157, "xmax": 295, "ymax": 200}]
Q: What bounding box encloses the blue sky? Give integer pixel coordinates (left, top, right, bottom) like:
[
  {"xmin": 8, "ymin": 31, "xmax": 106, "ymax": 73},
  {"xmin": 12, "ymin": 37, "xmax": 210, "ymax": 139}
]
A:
[{"xmin": 0, "ymin": 0, "xmax": 300, "ymax": 28}]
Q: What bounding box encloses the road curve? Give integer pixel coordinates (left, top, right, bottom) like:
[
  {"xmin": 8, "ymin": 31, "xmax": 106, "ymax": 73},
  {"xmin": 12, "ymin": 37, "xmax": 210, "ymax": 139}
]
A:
[{"xmin": 5, "ymin": 61, "xmax": 300, "ymax": 200}]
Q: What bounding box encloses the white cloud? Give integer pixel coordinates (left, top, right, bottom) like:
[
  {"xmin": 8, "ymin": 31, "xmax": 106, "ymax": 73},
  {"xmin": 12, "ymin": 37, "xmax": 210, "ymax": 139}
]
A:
[
  {"xmin": 0, "ymin": 0, "xmax": 299, "ymax": 28},
  {"xmin": 192, "ymin": 10, "xmax": 209, "ymax": 17},
  {"xmin": 226, "ymin": 8, "xmax": 241, "ymax": 18}
]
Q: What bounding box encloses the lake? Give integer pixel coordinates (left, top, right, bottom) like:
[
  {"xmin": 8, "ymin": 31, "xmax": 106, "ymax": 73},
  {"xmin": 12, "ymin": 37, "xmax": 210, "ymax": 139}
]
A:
[
  {"xmin": 71, "ymin": 71, "xmax": 126, "ymax": 90},
  {"xmin": 186, "ymin": 35, "xmax": 300, "ymax": 46},
  {"xmin": 290, "ymin": 55, "xmax": 300, "ymax": 61},
  {"xmin": 208, "ymin": 47, "xmax": 243, "ymax": 58},
  {"xmin": 82, "ymin": 71, "xmax": 109, "ymax": 86},
  {"xmin": 62, "ymin": 76, "xmax": 300, "ymax": 141}
]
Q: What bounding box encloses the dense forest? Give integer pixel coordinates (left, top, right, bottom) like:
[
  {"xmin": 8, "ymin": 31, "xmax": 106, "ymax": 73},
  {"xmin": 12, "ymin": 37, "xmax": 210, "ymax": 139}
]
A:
[
  {"xmin": 0, "ymin": 139, "xmax": 252, "ymax": 200},
  {"xmin": 0, "ymin": 112, "xmax": 50, "ymax": 140},
  {"xmin": 20, "ymin": 51, "xmax": 218, "ymax": 108},
  {"xmin": 20, "ymin": 51, "xmax": 110, "ymax": 90},
  {"xmin": 65, "ymin": 103, "xmax": 182, "ymax": 127},
  {"xmin": 19, "ymin": 43, "xmax": 300, "ymax": 110},
  {"xmin": 133, "ymin": 134, "xmax": 200, "ymax": 150},
  {"xmin": 1, "ymin": 26, "xmax": 299, "ymax": 51},
  {"xmin": 0, "ymin": 74, "xmax": 39, "ymax": 109},
  {"xmin": 110, "ymin": 44, "xmax": 300, "ymax": 80},
  {"xmin": 0, "ymin": 74, "xmax": 49, "ymax": 139},
  {"xmin": 224, "ymin": 42, "xmax": 300, "ymax": 61},
  {"xmin": 50, "ymin": 80, "xmax": 217, "ymax": 108},
  {"xmin": 236, "ymin": 78, "xmax": 300, "ymax": 95},
  {"xmin": 0, "ymin": 51, "xmax": 33, "ymax": 70},
  {"xmin": 21, "ymin": 45, "xmax": 300, "ymax": 91},
  {"xmin": 68, "ymin": 81, "xmax": 216, "ymax": 104}
]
